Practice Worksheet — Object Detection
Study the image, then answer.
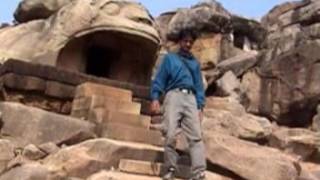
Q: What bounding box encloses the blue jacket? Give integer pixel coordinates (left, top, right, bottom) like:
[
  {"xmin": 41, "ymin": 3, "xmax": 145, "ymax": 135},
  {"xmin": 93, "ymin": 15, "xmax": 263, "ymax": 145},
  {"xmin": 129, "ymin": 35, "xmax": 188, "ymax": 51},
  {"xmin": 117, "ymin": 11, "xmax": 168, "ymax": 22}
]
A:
[{"xmin": 150, "ymin": 52, "xmax": 205, "ymax": 109}]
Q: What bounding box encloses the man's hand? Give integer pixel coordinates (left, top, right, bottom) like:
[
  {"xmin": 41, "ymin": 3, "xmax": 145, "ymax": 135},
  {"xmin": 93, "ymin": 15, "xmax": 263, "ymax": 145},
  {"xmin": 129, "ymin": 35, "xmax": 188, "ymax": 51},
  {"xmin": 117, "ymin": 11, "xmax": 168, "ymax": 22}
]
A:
[{"xmin": 150, "ymin": 100, "xmax": 161, "ymax": 115}]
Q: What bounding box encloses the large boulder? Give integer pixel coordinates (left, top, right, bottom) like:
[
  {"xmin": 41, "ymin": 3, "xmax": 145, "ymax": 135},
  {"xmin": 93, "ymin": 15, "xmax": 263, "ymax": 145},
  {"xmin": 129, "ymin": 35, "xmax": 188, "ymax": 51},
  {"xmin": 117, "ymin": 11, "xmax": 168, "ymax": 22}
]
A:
[
  {"xmin": 0, "ymin": 163, "xmax": 58, "ymax": 180},
  {"xmin": 204, "ymin": 133, "xmax": 299, "ymax": 180},
  {"xmin": 155, "ymin": 1, "xmax": 231, "ymax": 69},
  {"xmin": 14, "ymin": 0, "xmax": 74, "ymax": 23},
  {"xmin": 203, "ymin": 97, "xmax": 272, "ymax": 142},
  {"xmin": 42, "ymin": 138, "xmax": 163, "ymax": 178},
  {"xmin": 0, "ymin": 102, "xmax": 95, "ymax": 147},
  {"xmin": 268, "ymin": 128, "xmax": 320, "ymax": 161}
]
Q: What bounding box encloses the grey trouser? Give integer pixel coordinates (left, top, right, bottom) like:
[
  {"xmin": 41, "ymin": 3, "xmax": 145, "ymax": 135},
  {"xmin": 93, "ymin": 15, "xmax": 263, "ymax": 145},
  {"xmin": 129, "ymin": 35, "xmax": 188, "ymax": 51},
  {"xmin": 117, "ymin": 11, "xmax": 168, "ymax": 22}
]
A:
[{"xmin": 162, "ymin": 89, "xmax": 206, "ymax": 176}]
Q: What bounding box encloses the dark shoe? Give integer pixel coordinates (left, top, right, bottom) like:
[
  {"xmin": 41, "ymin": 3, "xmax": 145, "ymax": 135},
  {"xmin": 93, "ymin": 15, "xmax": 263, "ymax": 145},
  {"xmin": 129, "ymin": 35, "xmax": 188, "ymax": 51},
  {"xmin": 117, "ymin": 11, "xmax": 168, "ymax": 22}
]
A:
[
  {"xmin": 162, "ymin": 167, "xmax": 175, "ymax": 180},
  {"xmin": 189, "ymin": 172, "xmax": 206, "ymax": 180}
]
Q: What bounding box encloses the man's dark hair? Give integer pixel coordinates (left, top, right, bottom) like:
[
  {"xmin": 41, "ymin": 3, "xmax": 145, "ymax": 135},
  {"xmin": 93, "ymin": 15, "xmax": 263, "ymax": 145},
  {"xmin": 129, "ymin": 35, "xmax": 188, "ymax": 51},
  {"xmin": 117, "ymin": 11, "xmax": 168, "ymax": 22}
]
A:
[{"xmin": 177, "ymin": 29, "xmax": 198, "ymax": 41}]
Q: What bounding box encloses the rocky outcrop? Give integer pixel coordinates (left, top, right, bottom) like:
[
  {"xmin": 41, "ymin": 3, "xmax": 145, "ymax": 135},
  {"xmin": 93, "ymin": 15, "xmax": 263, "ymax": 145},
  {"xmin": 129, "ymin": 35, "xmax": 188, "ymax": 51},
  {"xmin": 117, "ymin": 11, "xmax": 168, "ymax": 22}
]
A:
[
  {"xmin": 242, "ymin": 0, "xmax": 320, "ymax": 126},
  {"xmin": 156, "ymin": 0, "xmax": 265, "ymax": 69},
  {"xmin": 165, "ymin": 1, "xmax": 231, "ymax": 41}
]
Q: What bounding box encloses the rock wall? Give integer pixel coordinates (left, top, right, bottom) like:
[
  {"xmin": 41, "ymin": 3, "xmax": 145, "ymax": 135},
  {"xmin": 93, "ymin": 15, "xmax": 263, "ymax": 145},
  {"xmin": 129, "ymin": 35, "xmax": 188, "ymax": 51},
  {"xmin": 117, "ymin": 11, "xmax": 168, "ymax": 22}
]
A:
[{"xmin": 242, "ymin": 0, "xmax": 320, "ymax": 126}]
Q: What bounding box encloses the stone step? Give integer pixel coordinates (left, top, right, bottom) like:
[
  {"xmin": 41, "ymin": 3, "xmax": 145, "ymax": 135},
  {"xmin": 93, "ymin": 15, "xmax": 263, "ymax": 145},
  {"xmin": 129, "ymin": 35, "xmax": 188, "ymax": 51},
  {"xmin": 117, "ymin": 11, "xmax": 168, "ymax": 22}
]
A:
[
  {"xmin": 101, "ymin": 123, "xmax": 164, "ymax": 146},
  {"xmin": 42, "ymin": 138, "xmax": 165, "ymax": 178},
  {"xmin": 119, "ymin": 159, "xmax": 191, "ymax": 179},
  {"xmin": 87, "ymin": 170, "xmax": 166, "ymax": 180},
  {"xmin": 119, "ymin": 159, "xmax": 232, "ymax": 180},
  {"xmin": 75, "ymin": 82, "xmax": 133, "ymax": 102},
  {"xmin": 71, "ymin": 95, "xmax": 141, "ymax": 118},
  {"xmin": 88, "ymin": 109, "xmax": 151, "ymax": 129}
]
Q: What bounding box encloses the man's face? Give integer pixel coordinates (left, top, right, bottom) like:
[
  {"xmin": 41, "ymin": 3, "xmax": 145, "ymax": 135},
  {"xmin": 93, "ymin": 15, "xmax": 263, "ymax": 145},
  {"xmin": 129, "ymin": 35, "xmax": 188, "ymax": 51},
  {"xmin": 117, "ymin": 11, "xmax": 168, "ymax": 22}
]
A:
[{"xmin": 179, "ymin": 36, "xmax": 195, "ymax": 52}]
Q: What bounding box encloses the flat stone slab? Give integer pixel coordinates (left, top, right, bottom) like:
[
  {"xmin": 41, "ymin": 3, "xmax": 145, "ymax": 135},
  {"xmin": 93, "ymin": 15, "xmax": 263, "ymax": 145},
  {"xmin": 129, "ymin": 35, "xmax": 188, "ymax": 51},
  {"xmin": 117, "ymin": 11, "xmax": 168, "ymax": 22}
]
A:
[
  {"xmin": 89, "ymin": 109, "xmax": 151, "ymax": 129},
  {"xmin": 119, "ymin": 159, "xmax": 231, "ymax": 180},
  {"xmin": 101, "ymin": 123, "xmax": 163, "ymax": 146},
  {"xmin": 72, "ymin": 95, "xmax": 141, "ymax": 117},
  {"xmin": 119, "ymin": 159, "xmax": 191, "ymax": 179},
  {"xmin": 87, "ymin": 170, "xmax": 163, "ymax": 180},
  {"xmin": 75, "ymin": 82, "xmax": 132, "ymax": 102},
  {"xmin": 0, "ymin": 60, "xmax": 150, "ymax": 99},
  {"xmin": 43, "ymin": 138, "xmax": 164, "ymax": 178}
]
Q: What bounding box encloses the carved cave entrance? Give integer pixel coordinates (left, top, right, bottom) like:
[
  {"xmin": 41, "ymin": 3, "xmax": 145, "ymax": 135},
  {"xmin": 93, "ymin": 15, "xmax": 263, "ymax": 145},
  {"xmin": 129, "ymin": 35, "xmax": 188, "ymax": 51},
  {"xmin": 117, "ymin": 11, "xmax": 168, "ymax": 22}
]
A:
[{"xmin": 56, "ymin": 31, "xmax": 157, "ymax": 86}]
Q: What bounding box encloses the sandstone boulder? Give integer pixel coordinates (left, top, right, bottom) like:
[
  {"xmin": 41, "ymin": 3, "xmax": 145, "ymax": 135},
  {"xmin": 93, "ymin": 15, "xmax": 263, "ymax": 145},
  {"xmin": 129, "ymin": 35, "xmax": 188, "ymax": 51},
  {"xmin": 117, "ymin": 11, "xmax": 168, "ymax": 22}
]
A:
[
  {"xmin": 42, "ymin": 138, "xmax": 163, "ymax": 178},
  {"xmin": 204, "ymin": 133, "xmax": 299, "ymax": 180},
  {"xmin": 203, "ymin": 97, "xmax": 272, "ymax": 141},
  {"xmin": 0, "ymin": 163, "xmax": 56, "ymax": 180},
  {"xmin": 215, "ymin": 71, "xmax": 240, "ymax": 98},
  {"xmin": 0, "ymin": 102, "xmax": 95, "ymax": 147},
  {"xmin": 0, "ymin": 140, "xmax": 15, "ymax": 174},
  {"xmin": 268, "ymin": 128, "xmax": 320, "ymax": 161}
]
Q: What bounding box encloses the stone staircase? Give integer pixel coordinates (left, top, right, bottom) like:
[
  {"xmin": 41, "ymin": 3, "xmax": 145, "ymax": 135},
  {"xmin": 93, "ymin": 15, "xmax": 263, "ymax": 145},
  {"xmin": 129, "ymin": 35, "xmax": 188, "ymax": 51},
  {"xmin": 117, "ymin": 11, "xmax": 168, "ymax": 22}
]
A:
[
  {"xmin": 71, "ymin": 82, "xmax": 168, "ymax": 179},
  {"xmin": 70, "ymin": 82, "xmax": 228, "ymax": 180}
]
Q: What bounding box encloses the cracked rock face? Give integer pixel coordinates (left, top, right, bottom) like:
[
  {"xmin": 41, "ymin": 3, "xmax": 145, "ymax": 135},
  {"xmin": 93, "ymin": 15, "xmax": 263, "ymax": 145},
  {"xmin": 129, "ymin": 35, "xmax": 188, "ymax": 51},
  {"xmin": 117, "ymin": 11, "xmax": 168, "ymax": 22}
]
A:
[
  {"xmin": 242, "ymin": 0, "xmax": 320, "ymax": 126},
  {"xmin": 0, "ymin": 0, "xmax": 160, "ymax": 85}
]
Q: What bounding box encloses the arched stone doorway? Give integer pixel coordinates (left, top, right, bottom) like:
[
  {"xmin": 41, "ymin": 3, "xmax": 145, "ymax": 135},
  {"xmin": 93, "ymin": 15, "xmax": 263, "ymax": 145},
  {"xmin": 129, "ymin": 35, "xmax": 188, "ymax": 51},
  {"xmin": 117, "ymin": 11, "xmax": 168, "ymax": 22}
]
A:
[{"xmin": 56, "ymin": 31, "xmax": 158, "ymax": 86}]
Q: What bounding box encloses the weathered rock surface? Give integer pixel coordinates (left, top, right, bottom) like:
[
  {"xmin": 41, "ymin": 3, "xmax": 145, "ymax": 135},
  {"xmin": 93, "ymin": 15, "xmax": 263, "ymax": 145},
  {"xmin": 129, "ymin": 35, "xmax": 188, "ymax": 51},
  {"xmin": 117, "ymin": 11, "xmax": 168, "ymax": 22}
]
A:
[
  {"xmin": 14, "ymin": 0, "xmax": 74, "ymax": 23},
  {"xmin": 299, "ymin": 162, "xmax": 320, "ymax": 180},
  {"xmin": 204, "ymin": 133, "xmax": 299, "ymax": 180},
  {"xmin": 166, "ymin": 1, "xmax": 231, "ymax": 40},
  {"xmin": 0, "ymin": 163, "xmax": 56, "ymax": 180},
  {"xmin": 0, "ymin": 140, "xmax": 15, "ymax": 174},
  {"xmin": 203, "ymin": 97, "xmax": 272, "ymax": 141},
  {"xmin": 215, "ymin": 71, "xmax": 240, "ymax": 98},
  {"xmin": 42, "ymin": 138, "xmax": 163, "ymax": 178},
  {"xmin": 0, "ymin": 102, "xmax": 95, "ymax": 147},
  {"xmin": 312, "ymin": 104, "xmax": 320, "ymax": 131},
  {"xmin": 118, "ymin": 159, "xmax": 232, "ymax": 180},
  {"xmin": 87, "ymin": 170, "xmax": 161, "ymax": 180},
  {"xmin": 244, "ymin": 40, "xmax": 320, "ymax": 125},
  {"xmin": 22, "ymin": 144, "xmax": 46, "ymax": 160},
  {"xmin": 268, "ymin": 128, "xmax": 320, "ymax": 161}
]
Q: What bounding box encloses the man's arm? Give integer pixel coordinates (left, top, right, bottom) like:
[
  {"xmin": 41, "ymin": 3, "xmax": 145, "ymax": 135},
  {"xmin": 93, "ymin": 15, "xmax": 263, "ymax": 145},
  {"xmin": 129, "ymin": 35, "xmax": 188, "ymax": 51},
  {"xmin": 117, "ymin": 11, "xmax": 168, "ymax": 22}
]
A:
[
  {"xmin": 194, "ymin": 63, "xmax": 205, "ymax": 110},
  {"xmin": 150, "ymin": 55, "xmax": 170, "ymax": 114}
]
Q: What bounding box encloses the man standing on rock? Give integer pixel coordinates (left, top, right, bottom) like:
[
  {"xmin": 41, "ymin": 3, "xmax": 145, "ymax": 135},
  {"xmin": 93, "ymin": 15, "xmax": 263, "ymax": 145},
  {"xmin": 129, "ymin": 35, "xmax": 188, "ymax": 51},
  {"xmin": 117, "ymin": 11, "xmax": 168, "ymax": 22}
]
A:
[{"xmin": 150, "ymin": 29, "xmax": 206, "ymax": 180}]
